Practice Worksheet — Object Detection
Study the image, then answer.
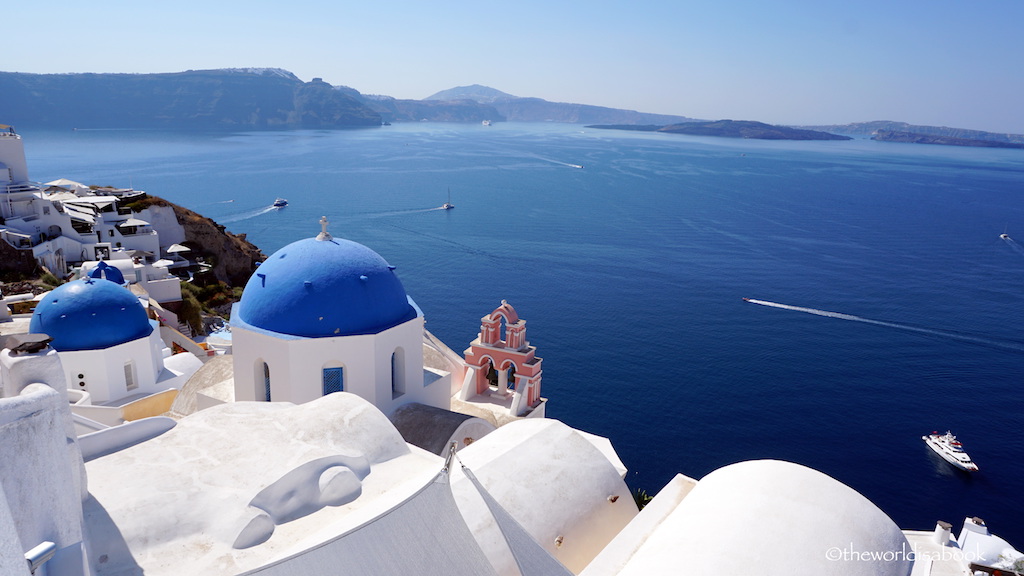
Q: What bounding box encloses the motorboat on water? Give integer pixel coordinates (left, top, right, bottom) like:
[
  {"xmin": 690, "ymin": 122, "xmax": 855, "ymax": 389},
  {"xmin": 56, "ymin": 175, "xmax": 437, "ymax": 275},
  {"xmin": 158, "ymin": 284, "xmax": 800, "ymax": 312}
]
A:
[
  {"xmin": 273, "ymin": 198, "xmax": 288, "ymax": 208},
  {"xmin": 923, "ymin": 431, "xmax": 979, "ymax": 472}
]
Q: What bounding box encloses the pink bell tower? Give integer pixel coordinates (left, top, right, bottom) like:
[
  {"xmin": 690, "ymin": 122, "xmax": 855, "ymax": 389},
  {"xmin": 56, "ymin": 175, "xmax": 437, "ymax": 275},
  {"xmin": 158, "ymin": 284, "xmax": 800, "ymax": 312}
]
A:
[{"xmin": 463, "ymin": 300, "xmax": 544, "ymax": 417}]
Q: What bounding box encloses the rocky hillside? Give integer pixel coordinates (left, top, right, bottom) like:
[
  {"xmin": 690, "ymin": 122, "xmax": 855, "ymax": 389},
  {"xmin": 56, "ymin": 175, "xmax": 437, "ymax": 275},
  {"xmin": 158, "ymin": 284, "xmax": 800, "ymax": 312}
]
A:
[
  {"xmin": 0, "ymin": 238, "xmax": 40, "ymax": 279},
  {"xmin": 0, "ymin": 69, "xmax": 381, "ymax": 129},
  {"xmin": 123, "ymin": 196, "xmax": 266, "ymax": 287}
]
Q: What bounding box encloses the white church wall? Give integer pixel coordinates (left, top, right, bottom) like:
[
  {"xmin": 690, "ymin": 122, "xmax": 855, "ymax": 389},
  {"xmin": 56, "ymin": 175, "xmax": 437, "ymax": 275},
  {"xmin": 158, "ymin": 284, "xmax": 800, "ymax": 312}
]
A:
[
  {"xmin": 230, "ymin": 326, "xmax": 281, "ymax": 402},
  {"xmin": 285, "ymin": 332, "xmax": 377, "ymax": 405},
  {"xmin": 232, "ymin": 314, "xmax": 450, "ymax": 414},
  {"xmin": 59, "ymin": 331, "xmax": 167, "ymax": 405}
]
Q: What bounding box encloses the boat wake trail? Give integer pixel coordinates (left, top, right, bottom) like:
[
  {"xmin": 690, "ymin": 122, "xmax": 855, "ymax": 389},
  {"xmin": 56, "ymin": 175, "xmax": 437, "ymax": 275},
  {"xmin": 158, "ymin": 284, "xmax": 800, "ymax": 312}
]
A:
[
  {"xmin": 220, "ymin": 206, "xmax": 276, "ymax": 224},
  {"xmin": 744, "ymin": 298, "xmax": 1024, "ymax": 352},
  {"xmin": 530, "ymin": 155, "xmax": 584, "ymax": 169},
  {"xmin": 1001, "ymin": 235, "xmax": 1024, "ymax": 257},
  {"xmin": 366, "ymin": 207, "xmax": 449, "ymax": 218}
]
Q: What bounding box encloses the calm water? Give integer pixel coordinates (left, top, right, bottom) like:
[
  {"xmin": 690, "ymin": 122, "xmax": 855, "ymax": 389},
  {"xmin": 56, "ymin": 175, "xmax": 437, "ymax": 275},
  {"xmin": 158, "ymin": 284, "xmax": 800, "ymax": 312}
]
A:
[{"xmin": 24, "ymin": 123, "xmax": 1024, "ymax": 544}]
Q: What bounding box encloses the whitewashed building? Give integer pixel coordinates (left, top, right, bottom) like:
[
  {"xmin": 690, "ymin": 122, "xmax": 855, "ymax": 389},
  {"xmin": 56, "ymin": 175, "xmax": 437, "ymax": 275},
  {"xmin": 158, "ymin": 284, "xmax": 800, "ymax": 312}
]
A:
[{"xmin": 0, "ymin": 126, "xmax": 186, "ymax": 275}]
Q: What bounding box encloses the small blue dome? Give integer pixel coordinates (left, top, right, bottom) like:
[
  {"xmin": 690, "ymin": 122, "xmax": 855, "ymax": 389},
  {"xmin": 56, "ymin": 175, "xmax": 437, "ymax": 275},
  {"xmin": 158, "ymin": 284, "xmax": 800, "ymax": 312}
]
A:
[
  {"xmin": 236, "ymin": 236, "xmax": 416, "ymax": 338},
  {"xmin": 30, "ymin": 278, "xmax": 153, "ymax": 351},
  {"xmin": 87, "ymin": 261, "xmax": 126, "ymax": 285}
]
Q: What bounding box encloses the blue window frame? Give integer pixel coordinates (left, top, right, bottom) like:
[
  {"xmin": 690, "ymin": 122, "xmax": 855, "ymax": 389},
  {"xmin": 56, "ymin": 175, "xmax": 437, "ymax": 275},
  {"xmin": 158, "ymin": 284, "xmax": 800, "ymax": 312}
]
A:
[{"xmin": 323, "ymin": 367, "xmax": 344, "ymax": 395}]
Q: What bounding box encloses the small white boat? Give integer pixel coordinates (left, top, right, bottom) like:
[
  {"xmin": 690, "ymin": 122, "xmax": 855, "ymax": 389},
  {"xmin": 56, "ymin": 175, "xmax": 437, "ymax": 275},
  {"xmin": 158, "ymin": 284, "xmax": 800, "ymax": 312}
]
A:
[
  {"xmin": 273, "ymin": 198, "xmax": 288, "ymax": 207},
  {"xmin": 482, "ymin": 120, "xmax": 491, "ymax": 126},
  {"xmin": 441, "ymin": 188, "xmax": 454, "ymax": 210},
  {"xmin": 923, "ymin": 431, "xmax": 979, "ymax": 472}
]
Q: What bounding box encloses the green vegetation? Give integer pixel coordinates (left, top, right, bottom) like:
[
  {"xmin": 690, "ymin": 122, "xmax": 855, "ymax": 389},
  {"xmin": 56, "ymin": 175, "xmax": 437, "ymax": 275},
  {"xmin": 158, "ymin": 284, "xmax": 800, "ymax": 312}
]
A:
[
  {"xmin": 632, "ymin": 487, "xmax": 654, "ymax": 511},
  {"xmin": 40, "ymin": 272, "xmax": 62, "ymax": 288},
  {"xmin": 178, "ymin": 284, "xmax": 204, "ymax": 335},
  {"xmin": 121, "ymin": 195, "xmax": 171, "ymax": 213},
  {"xmin": 181, "ymin": 281, "xmax": 238, "ymax": 314}
]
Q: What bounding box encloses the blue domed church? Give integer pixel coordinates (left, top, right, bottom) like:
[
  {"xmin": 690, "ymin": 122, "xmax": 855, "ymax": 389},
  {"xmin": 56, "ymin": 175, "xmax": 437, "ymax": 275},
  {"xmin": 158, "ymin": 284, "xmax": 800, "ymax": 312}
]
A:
[
  {"xmin": 230, "ymin": 218, "xmax": 451, "ymax": 414},
  {"xmin": 29, "ymin": 275, "xmax": 165, "ymax": 404}
]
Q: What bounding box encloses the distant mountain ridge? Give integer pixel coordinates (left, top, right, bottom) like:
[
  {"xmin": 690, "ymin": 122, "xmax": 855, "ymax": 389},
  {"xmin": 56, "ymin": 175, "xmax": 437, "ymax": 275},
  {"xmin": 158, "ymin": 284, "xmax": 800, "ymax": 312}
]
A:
[
  {"xmin": 0, "ymin": 69, "xmax": 382, "ymax": 129},
  {"xmin": 2, "ymin": 69, "xmax": 1020, "ymax": 144}
]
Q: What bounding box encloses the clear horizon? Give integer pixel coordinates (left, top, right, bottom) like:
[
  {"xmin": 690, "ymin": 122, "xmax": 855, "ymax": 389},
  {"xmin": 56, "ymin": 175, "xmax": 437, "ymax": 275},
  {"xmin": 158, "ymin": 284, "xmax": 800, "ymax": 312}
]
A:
[{"xmin": 8, "ymin": 0, "xmax": 1024, "ymax": 134}]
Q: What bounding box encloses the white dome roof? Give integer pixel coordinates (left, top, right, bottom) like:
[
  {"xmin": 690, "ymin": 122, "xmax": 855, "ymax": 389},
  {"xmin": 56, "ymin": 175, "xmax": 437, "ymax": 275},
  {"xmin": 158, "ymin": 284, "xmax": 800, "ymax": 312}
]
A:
[{"xmin": 616, "ymin": 460, "xmax": 911, "ymax": 576}]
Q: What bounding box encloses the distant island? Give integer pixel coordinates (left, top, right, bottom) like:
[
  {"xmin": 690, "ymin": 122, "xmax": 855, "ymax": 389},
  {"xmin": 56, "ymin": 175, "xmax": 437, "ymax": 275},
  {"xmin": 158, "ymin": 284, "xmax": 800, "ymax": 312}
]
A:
[
  {"xmin": 798, "ymin": 121, "xmax": 1024, "ymax": 149},
  {"xmin": 421, "ymin": 84, "xmax": 700, "ymax": 125},
  {"xmin": 587, "ymin": 121, "xmax": 851, "ymax": 141},
  {"xmin": 870, "ymin": 130, "xmax": 1024, "ymax": 149}
]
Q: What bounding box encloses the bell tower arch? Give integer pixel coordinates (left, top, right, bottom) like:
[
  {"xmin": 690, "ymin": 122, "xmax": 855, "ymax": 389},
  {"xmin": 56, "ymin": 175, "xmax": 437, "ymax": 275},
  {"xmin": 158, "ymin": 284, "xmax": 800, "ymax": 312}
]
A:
[{"xmin": 463, "ymin": 300, "xmax": 544, "ymax": 417}]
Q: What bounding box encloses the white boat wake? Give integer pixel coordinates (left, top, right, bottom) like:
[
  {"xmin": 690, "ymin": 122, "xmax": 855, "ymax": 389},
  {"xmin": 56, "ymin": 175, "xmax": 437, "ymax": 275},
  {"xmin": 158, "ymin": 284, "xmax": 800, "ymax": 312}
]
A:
[
  {"xmin": 367, "ymin": 207, "xmax": 450, "ymax": 218},
  {"xmin": 1001, "ymin": 234, "xmax": 1024, "ymax": 257},
  {"xmin": 220, "ymin": 205, "xmax": 277, "ymax": 224},
  {"xmin": 744, "ymin": 298, "xmax": 1024, "ymax": 352},
  {"xmin": 530, "ymin": 155, "xmax": 584, "ymax": 169}
]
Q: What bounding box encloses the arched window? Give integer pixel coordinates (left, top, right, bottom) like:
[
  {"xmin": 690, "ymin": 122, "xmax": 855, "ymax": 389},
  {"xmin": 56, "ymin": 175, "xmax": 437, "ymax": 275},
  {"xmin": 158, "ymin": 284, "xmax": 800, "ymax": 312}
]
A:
[
  {"xmin": 263, "ymin": 362, "xmax": 271, "ymax": 401},
  {"xmin": 391, "ymin": 348, "xmax": 406, "ymax": 398},
  {"xmin": 506, "ymin": 365, "xmax": 517, "ymax": 391},
  {"xmin": 323, "ymin": 365, "xmax": 344, "ymax": 395},
  {"xmin": 486, "ymin": 360, "xmax": 498, "ymax": 390}
]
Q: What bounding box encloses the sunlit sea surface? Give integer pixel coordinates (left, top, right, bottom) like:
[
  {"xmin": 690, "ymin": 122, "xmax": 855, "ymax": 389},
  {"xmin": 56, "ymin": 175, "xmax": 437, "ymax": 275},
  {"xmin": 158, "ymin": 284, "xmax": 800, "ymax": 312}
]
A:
[{"xmin": 24, "ymin": 123, "xmax": 1024, "ymax": 544}]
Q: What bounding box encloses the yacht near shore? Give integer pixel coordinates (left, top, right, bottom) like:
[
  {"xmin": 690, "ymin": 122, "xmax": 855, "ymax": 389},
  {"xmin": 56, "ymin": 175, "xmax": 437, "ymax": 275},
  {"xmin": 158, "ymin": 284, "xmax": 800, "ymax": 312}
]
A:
[{"xmin": 924, "ymin": 431, "xmax": 980, "ymax": 472}]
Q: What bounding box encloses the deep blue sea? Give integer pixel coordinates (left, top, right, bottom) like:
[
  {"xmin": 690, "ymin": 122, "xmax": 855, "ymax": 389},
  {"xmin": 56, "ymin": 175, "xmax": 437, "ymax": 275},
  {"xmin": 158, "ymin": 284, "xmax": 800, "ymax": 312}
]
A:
[{"xmin": 23, "ymin": 123, "xmax": 1024, "ymax": 544}]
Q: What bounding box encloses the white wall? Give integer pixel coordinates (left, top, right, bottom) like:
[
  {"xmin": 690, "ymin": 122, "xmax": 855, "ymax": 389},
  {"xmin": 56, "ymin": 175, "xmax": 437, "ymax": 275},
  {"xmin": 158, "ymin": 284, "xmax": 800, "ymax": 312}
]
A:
[
  {"xmin": 60, "ymin": 330, "xmax": 166, "ymax": 405},
  {"xmin": 0, "ymin": 346, "xmax": 88, "ymax": 576},
  {"xmin": 142, "ymin": 205, "xmax": 186, "ymax": 247},
  {"xmin": 0, "ymin": 134, "xmax": 29, "ymax": 183},
  {"xmin": 232, "ymin": 314, "xmax": 450, "ymax": 414}
]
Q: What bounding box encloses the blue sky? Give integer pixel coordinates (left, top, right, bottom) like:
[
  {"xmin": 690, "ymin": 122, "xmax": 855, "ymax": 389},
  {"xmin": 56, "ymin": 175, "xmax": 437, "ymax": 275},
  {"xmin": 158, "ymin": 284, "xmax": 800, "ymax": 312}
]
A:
[{"xmin": 8, "ymin": 1, "xmax": 1024, "ymax": 133}]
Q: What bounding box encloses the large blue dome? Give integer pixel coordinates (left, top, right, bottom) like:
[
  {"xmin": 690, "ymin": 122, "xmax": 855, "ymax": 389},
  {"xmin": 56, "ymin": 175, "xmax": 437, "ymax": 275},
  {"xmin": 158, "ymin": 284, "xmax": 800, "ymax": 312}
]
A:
[
  {"xmin": 236, "ymin": 236, "xmax": 417, "ymax": 338},
  {"xmin": 30, "ymin": 278, "xmax": 154, "ymax": 351}
]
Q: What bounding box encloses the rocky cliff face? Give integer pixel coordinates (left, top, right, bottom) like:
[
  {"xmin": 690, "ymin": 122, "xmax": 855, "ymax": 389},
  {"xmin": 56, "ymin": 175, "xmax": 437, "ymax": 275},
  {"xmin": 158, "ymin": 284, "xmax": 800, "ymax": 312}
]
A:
[
  {"xmin": 0, "ymin": 237, "xmax": 38, "ymax": 278},
  {"xmin": 170, "ymin": 203, "xmax": 266, "ymax": 287},
  {"xmin": 123, "ymin": 196, "xmax": 265, "ymax": 287}
]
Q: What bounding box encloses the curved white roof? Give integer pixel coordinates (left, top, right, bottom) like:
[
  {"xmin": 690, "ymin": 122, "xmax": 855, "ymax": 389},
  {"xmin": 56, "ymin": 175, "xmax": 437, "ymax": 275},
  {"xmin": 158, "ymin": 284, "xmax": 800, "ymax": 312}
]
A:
[
  {"xmin": 614, "ymin": 460, "xmax": 911, "ymax": 576},
  {"xmin": 83, "ymin": 393, "xmax": 432, "ymax": 575},
  {"xmin": 452, "ymin": 418, "xmax": 637, "ymax": 575}
]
